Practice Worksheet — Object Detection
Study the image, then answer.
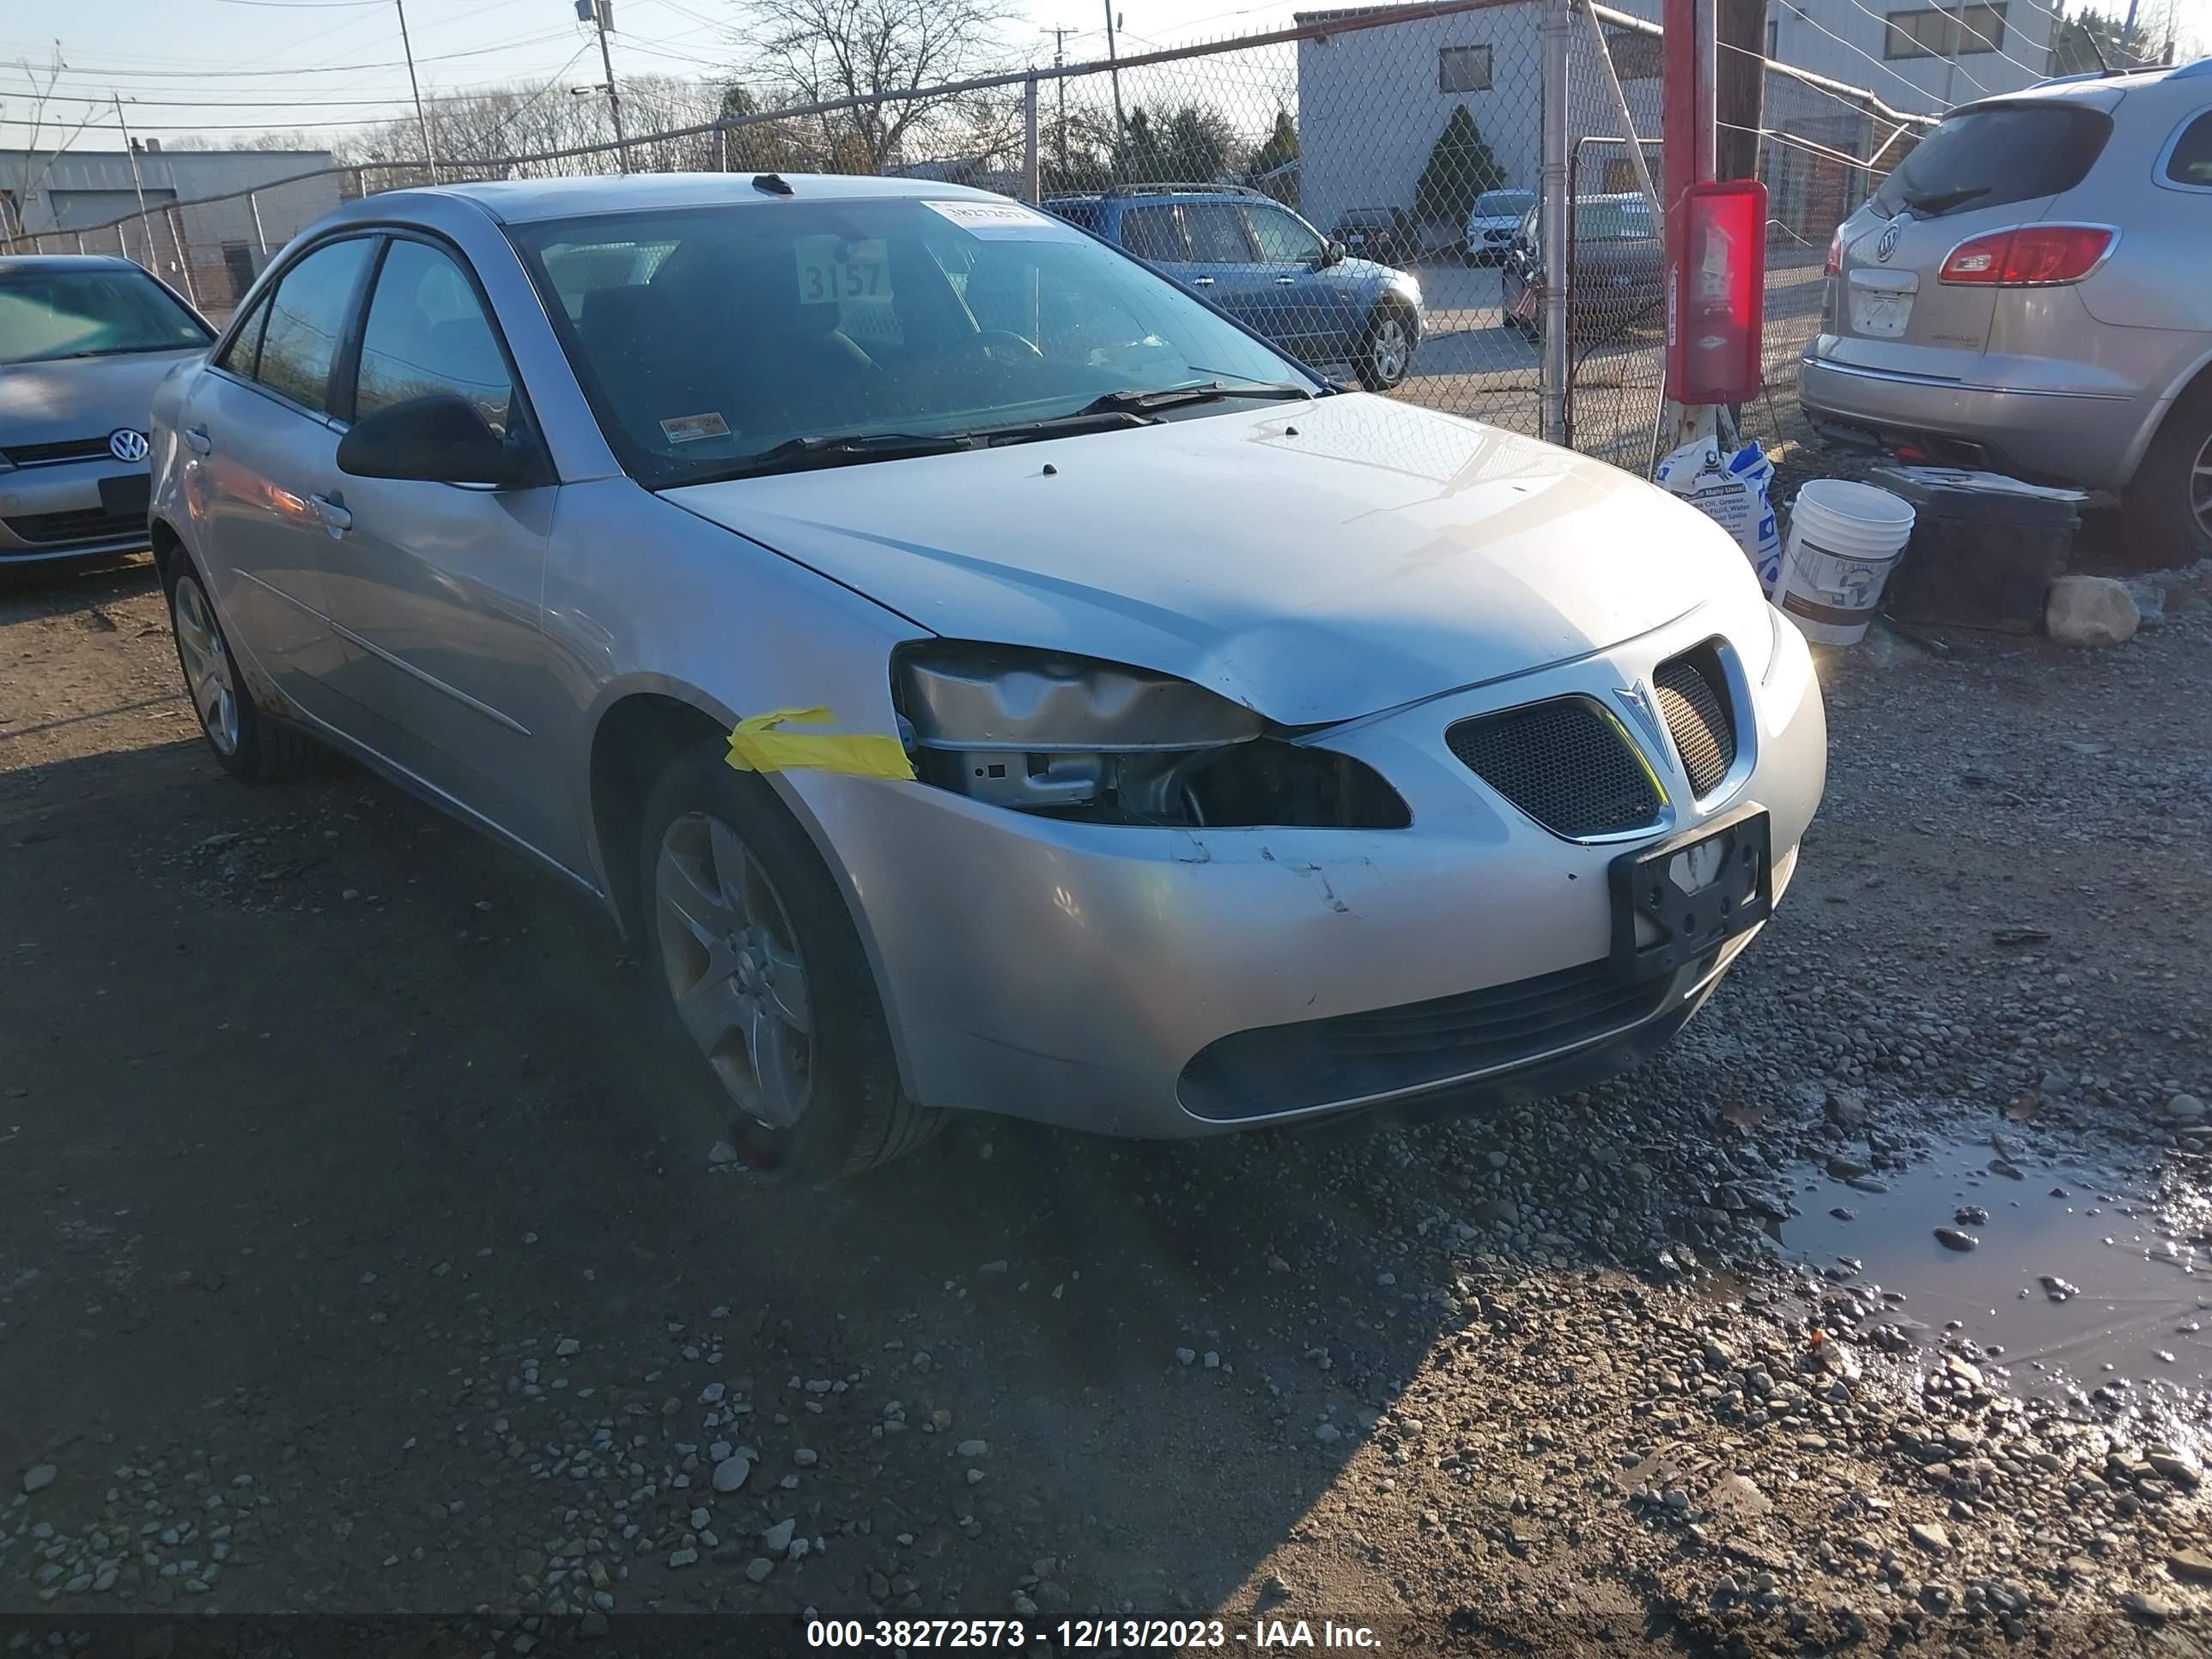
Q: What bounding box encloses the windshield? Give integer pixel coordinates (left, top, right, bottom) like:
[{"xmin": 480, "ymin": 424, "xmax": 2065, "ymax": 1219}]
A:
[
  {"xmin": 0, "ymin": 266, "xmax": 211, "ymax": 366},
  {"xmin": 1574, "ymin": 200, "xmax": 1656, "ymax": 240},
  {"xmin": 510, "ymin": 198, "xmax": 1315, "ymax": 488},
  {"xmin": 1869, "ymin": 103, "xmax": 2111, "ymax": 219},
  {"xmin": 1474, "ymin": 190, "xmax": 1534, "ymax": 219}
]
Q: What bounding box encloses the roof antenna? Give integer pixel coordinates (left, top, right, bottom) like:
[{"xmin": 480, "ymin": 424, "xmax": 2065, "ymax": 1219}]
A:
[
  {"xmin": 2084, "ymin": 28, "xmax": 2114, "ymax": 75},
  {"xmin": 752, "ymin": 173, "xmax": 793, "ymax": 196}
]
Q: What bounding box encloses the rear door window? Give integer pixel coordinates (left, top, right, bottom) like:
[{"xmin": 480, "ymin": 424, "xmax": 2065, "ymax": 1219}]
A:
[
  {"xmin": 1869, "ymin": 103, "xmax": 2111, "ymax": 219},
  {"xmin": 2165, "ymin": 110, "xmax": 2212, "ymax": 187},
  {"xmin": 1183, "ymin": 203, "xmax": 1257, "ymax": 263},
  {"xmin": 1119, "ymin": 205, "xmax": 1187, "ymax": 261}
]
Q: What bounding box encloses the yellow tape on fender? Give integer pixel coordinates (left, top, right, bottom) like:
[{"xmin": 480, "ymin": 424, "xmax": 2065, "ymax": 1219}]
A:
[{"xmin": 724, "ymin": 707, "xmax": 915, "ymax": 782}]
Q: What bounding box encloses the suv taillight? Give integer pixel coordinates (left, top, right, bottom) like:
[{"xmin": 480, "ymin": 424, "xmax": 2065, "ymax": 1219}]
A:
[
  {"xmin": 1939, "ymin": 224, "xmax": 2115, "ymax": 287},
  {"xmin": 1824, "ymin": 231, "xmax": 1842, "ymax": 278}
]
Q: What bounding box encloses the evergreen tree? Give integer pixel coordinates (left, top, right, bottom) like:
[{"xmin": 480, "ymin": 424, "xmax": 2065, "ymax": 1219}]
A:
[
  {"xmin": 1412, "ymin": 104, "xmax": 1505, "ymax": 225},
  {"xmin": 1249, "ymin": 109, "xmax": 1299, "ymax": 178}
]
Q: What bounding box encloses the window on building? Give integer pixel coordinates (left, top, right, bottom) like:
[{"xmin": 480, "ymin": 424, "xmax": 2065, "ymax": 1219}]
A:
[
  {"xmin": 220, "ymin": 244, "xmax": 256, "ymax": 305},
  {"xmin": 1766, "ymin": 17, "xmax": 1779, "ymax": 56},
  {"xmin": 1438, "ymin": 45, "xmax": 1492, "ymax": 93},
  {"xmin": 1607, "ymin": 31, "xmax": 1662, "ymax": 79},
  {"xmin": 1884, "ymin": 3, "xmax": 2007, "ymax": 58}
]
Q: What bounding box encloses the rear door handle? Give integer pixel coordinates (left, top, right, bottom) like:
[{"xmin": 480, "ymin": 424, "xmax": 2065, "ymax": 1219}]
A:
[
  {"xmin": 1275, "ymin": 276, "xmax": 1298, "ymax": 285},
  {"xmin": 1189, "ymin": 276, "xmax": 1215, "ymax": 288},
  {"xmin": 185, "ymin": 427, "xmax": 212, "ymax": 454},
  {"xmin": 308, "ymin": 493, "xmax": 352, "ymax": 536}
]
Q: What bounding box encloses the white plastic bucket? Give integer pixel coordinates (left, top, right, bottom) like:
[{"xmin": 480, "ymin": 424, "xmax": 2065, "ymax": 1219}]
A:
[{"xmin": 1775, "ymin": 479, "xmax": 1917, "ymax": 645}]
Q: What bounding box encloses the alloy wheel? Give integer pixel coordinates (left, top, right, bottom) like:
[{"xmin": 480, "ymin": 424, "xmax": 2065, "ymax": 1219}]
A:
[
  {"xmin": 2191, "ymin": 429, "xmax": 2212, "ymax": 541},
  {"xmin": 1371, "ymin": 314, "xmax": 1411, "ymax": 383},
  {"xmin": 172, "ymin": 573, "xmax": 240, "ymax": 757},
  {"xmin": 653, "ymin": 811, "xmax": 814, "ymax": 1130}
]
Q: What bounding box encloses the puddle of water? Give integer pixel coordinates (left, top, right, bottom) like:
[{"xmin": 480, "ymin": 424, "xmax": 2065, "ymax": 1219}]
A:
[{"xmin": 1779, "ymin": 1138, "xmax": 2212, "ymax": 1418}]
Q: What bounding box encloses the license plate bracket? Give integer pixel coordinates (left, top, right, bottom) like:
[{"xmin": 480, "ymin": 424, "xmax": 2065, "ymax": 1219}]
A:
[
  {"xmin": 98, "ymin": 473, "xmax": 150, "ymax": 520},
  {"xmin": 1608, "ymin": 802, "xmax": 1773, "ymax": 983}
]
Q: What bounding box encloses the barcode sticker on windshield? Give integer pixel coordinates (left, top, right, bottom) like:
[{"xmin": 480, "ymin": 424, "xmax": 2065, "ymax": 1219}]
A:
[
  {"xmin": 922, "ymin": 199, "xmax": 1083, "ymax": 241},
  {"xmin": 660, "ymin": 412, "xmax": 731, "ymax": 444}
]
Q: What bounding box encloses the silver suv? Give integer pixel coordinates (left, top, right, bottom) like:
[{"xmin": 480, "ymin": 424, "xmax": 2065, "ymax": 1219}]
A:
[{"xmin": 1800, "ymin": 59, "xmax": 2212, "ymax": 560}]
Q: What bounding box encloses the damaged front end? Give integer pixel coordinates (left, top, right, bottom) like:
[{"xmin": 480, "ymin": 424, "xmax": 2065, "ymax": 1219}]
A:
[{"xmin": 892, "ymin": 641, "xmax": 1409, "ymax": 830}]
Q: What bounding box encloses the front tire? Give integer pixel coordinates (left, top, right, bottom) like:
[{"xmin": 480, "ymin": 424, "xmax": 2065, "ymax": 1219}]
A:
[
  {"xmin": 2123, "ymin": 385, "xmax": 2212, "ymax": 565},
  {"xmin": 165, "ymin": 561, "xmax": 313, "ymax": 783},
  {"xmin": 1354, "ymin": 301, "xmax": 1417, "ymax": 392},
  {"xmin": 636, "ymin": 744, "xmax": 943, "ymax": 1180}
]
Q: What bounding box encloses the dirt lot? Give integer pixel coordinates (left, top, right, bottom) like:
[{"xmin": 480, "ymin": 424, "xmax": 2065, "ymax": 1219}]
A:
[{"xmin": 3, "ymin": 547, "xmax": 2211, "ymax": 1656}]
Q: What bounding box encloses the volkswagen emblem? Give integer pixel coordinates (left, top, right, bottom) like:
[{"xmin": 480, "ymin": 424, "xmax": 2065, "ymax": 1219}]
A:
[
  {"xmin": 1875, "ymin": 223, "xmax": 1900, "ymax": 264},
  {"xmin": 107, "ymin": 428, "xmax": 149, "ymax": 463}
]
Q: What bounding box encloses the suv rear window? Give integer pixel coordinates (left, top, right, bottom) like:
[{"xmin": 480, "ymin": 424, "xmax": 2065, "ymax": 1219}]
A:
[{"xmin": 1869, "ymin": 102, "xmax": 2111, "ymax": 219}]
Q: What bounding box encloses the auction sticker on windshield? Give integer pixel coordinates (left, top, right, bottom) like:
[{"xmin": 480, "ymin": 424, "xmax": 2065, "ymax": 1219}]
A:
[
  {"xmin": 795, "ymin": 235, "xmax": 890, "ymax": 306},
  {"xmin": 923, "ymin": 199, "xmax": 1085, "ymax": 240}
]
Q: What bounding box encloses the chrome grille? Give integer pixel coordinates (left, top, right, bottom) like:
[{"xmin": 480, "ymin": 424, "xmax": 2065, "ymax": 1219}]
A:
[
  {"xmin": 1654, "ymin": 645, "xmax": 1736, "ymax": 798},
  {"xmin": 1445, "ymin": 697, "xmax": 1661, "ymax": 838},
  {"xmin": 0, "ymin": 437, "xmax": 110, "ymax": 467}
]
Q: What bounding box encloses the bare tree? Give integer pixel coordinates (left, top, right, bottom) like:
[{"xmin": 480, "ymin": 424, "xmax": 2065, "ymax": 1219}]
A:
[
  {"xmin": 2, "ymin": 45, "xmax": 100, "ymax": 244},
  {"xmin": 732, "ymin": 0, "xmax": 1015, "ymax": 173}
]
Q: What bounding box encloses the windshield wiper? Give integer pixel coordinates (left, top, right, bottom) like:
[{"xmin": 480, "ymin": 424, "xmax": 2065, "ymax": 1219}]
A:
[
  {"xmin": 698, "ymin": 430, "xmax": 979, "ymax": 480},
  {"xmin": 1899, "ymin": 185, "xmax": 1990, "ymax": 217},
  {"xmin": 1074, "ymin": 380, "xmax": 1314, "ymax": 416}
]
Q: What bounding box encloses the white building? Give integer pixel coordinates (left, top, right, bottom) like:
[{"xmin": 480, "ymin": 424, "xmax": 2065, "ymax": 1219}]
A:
[
  {"xmin": 1, "ymin": 145, "xmax": 339, "ymax": 309},
  {"xmin": 1294, "ymin": 0, "xmax": 2057, "ymax": 243}
]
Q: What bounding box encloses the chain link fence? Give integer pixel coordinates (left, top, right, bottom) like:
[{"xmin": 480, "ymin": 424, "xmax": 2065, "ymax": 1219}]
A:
[{"xmin": 8, "ymin": 0, "xmax": 1933, "ymax": 469}]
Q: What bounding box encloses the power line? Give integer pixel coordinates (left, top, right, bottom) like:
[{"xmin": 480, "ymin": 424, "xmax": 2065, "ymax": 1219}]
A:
[
  {"xmin": 1753, "ymin": 8, "xmax": 1974, "ymax": 106},
  {"xmin": 6, "ymin": 28, "xmax": 580, "ymax": 81}
]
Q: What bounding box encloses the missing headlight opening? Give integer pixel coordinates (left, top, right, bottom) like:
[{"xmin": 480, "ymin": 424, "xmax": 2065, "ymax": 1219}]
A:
[{"xmin": 893, "ymin": 643, "xmax": 1410, "ymax": 829}]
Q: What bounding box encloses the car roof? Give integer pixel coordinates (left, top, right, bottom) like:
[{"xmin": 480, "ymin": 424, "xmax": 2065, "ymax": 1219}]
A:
[
  {"xmin": 324, "ymin": 171, "xmax": 1012, "ymax": 229},
  {"xmin": 0, "ymin": 254, "xmax": 151, "ymax": 276},
  {"xmin": 1963, "ymin": 55, "xmax": 2212, "ymax": 112}
]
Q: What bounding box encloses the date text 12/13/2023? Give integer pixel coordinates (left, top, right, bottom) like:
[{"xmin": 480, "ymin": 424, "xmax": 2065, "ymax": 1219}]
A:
[{"xmin": 803, "ymin": 1618, "xmax": 1385, "ymax": 1649}]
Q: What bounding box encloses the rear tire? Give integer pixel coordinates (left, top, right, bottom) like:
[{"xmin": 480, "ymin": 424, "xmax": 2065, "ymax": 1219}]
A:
[
  {"xmin": 1354, "ymin": 301, "xmax": 1417, "ymax": 392},
  {"xmin": 636, "ymin": 743, "xmax": 943, "ymax": 1181},
  {"xmin": 164, "ymin": 559, "xmax": 314, "ymax": 783},
  {"xmin": 2123, "ymin": 385, "xmax": 2212, "ymax": 566}
]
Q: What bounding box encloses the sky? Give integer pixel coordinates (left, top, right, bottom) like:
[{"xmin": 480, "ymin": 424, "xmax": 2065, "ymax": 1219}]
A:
[{"xmin": 3, "ymin": 0, "xmax": 2206, "ymax": 153}]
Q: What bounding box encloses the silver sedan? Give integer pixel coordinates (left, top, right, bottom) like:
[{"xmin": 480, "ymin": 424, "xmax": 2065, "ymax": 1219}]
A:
[{"xmin": 148, "ymin": 173, "xmax": 1826, "ymax": 1178}]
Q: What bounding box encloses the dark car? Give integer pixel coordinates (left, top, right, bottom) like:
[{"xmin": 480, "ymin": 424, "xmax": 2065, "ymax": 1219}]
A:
[
  {"xmin": 1500, "ymin": 193, "xmax": 1662, "ymax": 342},
  {"xmin": 1328, "ymin": 206, "xmax": 1416, "ymax": 268},
  {"xmin": 1045, "ymin": 185, "xmax": 1425, "ymax": 391}
]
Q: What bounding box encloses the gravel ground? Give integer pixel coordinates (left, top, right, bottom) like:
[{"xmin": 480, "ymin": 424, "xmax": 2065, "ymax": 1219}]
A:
[{"xmin": 3, "ymin": 551, "xmax": 2209, "ymax": 1656}]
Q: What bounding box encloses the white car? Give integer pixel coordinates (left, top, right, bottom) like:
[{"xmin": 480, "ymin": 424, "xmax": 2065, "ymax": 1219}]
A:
[
  {"xmin": 1464, "ymin": 187, "xmax": 1536, "ymax": 264},
  {"xmin": 146, "ymin": 173, "xmax": 1826, "ymax": 1178}
]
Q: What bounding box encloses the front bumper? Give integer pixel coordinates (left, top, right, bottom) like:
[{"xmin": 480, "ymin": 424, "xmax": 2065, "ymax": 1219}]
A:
[
  {"xmin": 1798, "ymin": 345, "xmax": 2149, "ymax": 492},
  {"xmin": 796, "ymin": 604, "xmax": 1825, "ymax": 1138},
  {"xmin": 0, "ymin": 453, "xmax": 153, "ymax": 562}
]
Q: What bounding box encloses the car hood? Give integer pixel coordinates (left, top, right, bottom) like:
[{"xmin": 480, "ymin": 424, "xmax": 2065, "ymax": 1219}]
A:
[
  {"xmin": 664, "ymin": 394, "xmax": 1754, "ymax": 726},
  {"xmin": 0, "ymin": 348, "xmax": 204, "ymax": 447}
]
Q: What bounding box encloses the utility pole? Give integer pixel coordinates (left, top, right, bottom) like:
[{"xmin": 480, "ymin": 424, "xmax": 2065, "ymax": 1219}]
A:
[
  {"xmin": 1042, "ymin": 25, "xmax": 1069, "ymax": 175},
  {"xmin": 112, "ymin": 94, "xmax": 151, "ymax": 268},
  {"xmin": 590, "ymin": 0, "xmax": 628, "ymax": 172},
  {"xmin": 1103, "ymin": 3, "xmax": 1126, "ymax": 137},
  {"xmin": 392, "ymin": 0, "xmax": 436, "ymax": 182},
  {"xmin": 1713, "ymin": 0, "xmax": 1765, "ymax": 181}
]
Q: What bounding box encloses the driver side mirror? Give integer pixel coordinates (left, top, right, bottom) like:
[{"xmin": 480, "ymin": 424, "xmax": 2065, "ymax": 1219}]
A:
[
  {"xmin": 337, "ymin": 392, "xmax": 535, "ymax": 489},
  {"xmin": 1316, "ymin": 240, "xmax": 1346, "ymax": 269}
]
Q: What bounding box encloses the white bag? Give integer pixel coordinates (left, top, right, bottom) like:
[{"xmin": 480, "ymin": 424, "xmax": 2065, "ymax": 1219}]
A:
[{"xmin": 1654, "ymin": 438, "xmax": 1783, "ymax": 592}]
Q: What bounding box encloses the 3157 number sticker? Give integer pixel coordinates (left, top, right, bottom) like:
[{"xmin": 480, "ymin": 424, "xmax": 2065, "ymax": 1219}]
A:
[{"xmin": 795, "ymin": 235, "xmax": 890, "ymax": 306}]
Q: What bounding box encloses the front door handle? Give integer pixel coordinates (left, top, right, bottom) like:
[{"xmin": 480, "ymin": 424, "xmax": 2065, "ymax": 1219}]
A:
[
  {"xmin": 1189, "ymin": 276, "xmax": 1215, "ymax": 288},
  {"xmin": 185, "ymin": 426, "xmax": 212, "ymax": 455},
  {"xmin": 1275, "ymin": 275, "xmax": 1298, "ymax": 285},
  {"xmin": 308, "ymin": 493, "xmax": 353, "ymax": 536}
]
